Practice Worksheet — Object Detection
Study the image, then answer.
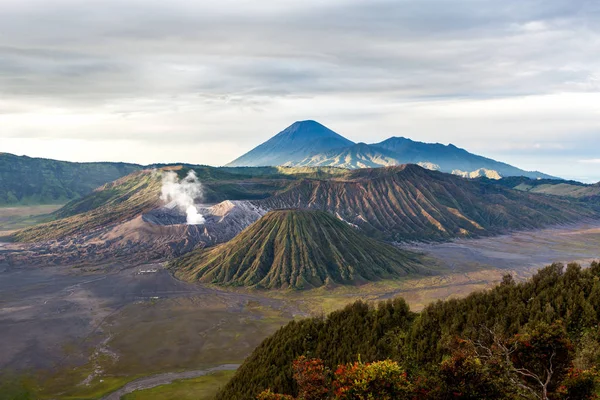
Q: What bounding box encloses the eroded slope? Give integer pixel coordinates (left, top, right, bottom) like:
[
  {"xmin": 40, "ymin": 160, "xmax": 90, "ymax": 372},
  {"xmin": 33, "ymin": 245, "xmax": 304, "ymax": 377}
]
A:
[{"xmin": 172, "ymin": 210, "xmax": 425, "ymax": 289}]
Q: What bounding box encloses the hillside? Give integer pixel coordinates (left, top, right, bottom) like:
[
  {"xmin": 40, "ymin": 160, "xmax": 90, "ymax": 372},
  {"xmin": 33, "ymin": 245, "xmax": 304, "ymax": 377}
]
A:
[
  {"xmin": 489, "ymin": 176, "xmax": 600, "ymax": 200},
  {"xmin": 226, "ymin": 120, "xmax": 354, "ymax": 167},
  {"xmin": 227, "ymin": 122, "xmax": 557, "ymax": 179},
  {"xmin": 216, "ymin": 261, "xmax": 600, "ymax": 399},
  {"xmin": 14, "ymin": 165, "xmax": 599, "ymax": 245},
  {"xmin": 257, "ymin": 165, "xmax": 598, "ymax": 241},
  {"xmin": 0, "ymin": 153, "xmax": 141, "ymax": 206},
  {"xmin": 171, "ymin": 210, "xmax": 424, "ymax": 289},
  {"xmin": 13, "ymin": 170, "xmax": 163, "ymax": 242}
]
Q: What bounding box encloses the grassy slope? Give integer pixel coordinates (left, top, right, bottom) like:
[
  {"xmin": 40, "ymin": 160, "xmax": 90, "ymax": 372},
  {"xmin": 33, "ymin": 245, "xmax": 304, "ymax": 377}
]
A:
[
  {"xmin": 486, "ymin": 176, "xmax": 600, "ymax": 199},
  {"xmin": 121, "ymin": 370, "xmax": 235, "ymax": 400},
  {"xmin": 219, "ymin": 165, "xmax": 350, "ymax": 179},
  {"xmin": 13, "ymin": 170, "xmax": 163, "ymax": 242},
  {"xmin": 203, "ymin": 166, "xmax": 351, "ymax": 203},
  {"xmin": 0, "ymin": 205, "xmax": 63, "ymax": 235},
  {"xmin": 0, "ymin": 153, "xmax": 141, "ymax": 206},
  {"xmin": 259, "ymin": 165, "xmax": 599, "ymax": 241},
  {"xmin": 172, "ymin": 210, "xmax": 425, "ymax": 289}
]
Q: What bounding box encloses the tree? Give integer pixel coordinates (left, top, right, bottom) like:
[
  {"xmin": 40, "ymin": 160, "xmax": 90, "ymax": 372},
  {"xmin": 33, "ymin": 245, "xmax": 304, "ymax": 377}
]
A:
[
  {"xmin": 436, "ymin": 342, "xmax": 516, "ymax": 399},
  {"xmin": 257, "ymin": 358, "xmax": 413, "ymax": 400},
  {"xmin": 467, "ymin": 323, "xmax": 598, "ymax": 400},
  {"xmin": 332, "ymin": 359, "xmax": 413, "ymax": 400},
  {"xmin": 293, "ymin": 356, "xmax": 330, "ymax": 400}
]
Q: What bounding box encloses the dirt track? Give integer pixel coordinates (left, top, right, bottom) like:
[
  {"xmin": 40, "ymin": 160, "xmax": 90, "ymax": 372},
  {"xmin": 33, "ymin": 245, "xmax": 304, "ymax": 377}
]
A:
[{"xmin": 100, "ymin": 364, "xmax": 240, "ymax": 400}]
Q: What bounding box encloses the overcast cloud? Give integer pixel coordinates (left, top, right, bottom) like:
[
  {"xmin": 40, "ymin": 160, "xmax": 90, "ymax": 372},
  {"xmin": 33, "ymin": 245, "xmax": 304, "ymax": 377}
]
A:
[{"xmin": 1, "ymin": 0, "xmax": 599, "ymax": 181}]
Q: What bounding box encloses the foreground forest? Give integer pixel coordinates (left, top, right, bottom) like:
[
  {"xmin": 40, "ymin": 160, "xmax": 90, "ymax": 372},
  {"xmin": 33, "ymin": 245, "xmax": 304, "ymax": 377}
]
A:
[{"xmin": 218, "ymin": 262, "xmax": 600, "ymax": 399}]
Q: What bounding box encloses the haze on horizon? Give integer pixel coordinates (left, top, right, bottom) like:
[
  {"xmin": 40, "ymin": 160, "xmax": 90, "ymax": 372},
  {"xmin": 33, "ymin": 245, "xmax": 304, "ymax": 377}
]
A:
[{"xmin": 1, "ymin": 0, "xmax": 599, "ymax": 182}]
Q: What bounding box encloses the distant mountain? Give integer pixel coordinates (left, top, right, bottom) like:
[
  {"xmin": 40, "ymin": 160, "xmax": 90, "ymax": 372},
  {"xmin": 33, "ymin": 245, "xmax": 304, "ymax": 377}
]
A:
[
  {"xmin": 225, "ymin": 120, "xmax": 355, "ymax": 167},
  {"xmin": 171, "ymin": 209, "xmax": 425, "ymax": 289},
  {"xmin": 227, "ymin": 121, "xmax": 557, "ymax": 179},
  {"xmin": 292, "ymin": 136, "xmax": 555, "ymax": 179},
  {"xmin": 372, "ymin": 137, "xmax": 554, "ymax": 179},
  {"xmin": 0, "ymin": 153, "xmax": 141, "ymax": 206}
]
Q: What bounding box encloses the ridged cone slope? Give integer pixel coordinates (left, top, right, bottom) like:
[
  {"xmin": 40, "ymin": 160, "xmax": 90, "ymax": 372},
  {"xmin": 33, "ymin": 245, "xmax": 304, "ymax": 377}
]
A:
[{"xmin": 172, "ymin": 210, "xmax": 423, "ymax": 289}]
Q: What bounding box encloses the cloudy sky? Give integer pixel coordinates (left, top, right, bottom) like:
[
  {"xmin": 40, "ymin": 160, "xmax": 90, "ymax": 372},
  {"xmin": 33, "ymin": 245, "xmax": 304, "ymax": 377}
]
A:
[{"xmin": 1, "ymin": 0, "xmax": 599, "ymax": 181}]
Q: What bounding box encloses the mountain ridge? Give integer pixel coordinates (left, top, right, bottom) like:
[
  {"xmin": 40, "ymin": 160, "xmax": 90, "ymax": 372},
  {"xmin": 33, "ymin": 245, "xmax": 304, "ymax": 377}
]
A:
[
  {"xmin": 0, "ymin": 153, "xmax": 142, "ymax": 206},
  {"xmin": 370, "ymin": 136, "xmax": 554, "ymax": 178},
  {"xmin": 227, "ymin": 121, "xmax": 557, "ymax": 179},
  {"xmin": 256, "ymin": 164, "xmax": 596, "ymax": 241}
]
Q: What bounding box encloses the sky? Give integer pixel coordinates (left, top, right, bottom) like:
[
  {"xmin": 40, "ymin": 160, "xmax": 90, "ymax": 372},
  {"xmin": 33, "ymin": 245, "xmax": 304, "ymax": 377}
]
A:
[{"xmin": 1, "ymin": 0, "xmax": 599, "ymax": 182}]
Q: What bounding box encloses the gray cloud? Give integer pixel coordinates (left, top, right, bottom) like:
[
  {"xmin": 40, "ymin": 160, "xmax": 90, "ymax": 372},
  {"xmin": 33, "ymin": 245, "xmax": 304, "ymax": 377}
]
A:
[
  {"xmin": 1, "ymin": 0, "xmax": 599, "ymax": 102},
  {"xmin": 0, "ymin": 0, "xmax": 599, "ymax": 180}
]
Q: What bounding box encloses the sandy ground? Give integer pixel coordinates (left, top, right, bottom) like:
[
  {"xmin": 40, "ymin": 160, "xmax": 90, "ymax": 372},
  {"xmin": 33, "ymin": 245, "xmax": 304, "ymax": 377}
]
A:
[
  {"xmin": 0, "ymin": 219, "xmax": 598, "ymax": 398},
  {"xmin": 406, "ymin": 220, "xmax": 600, "ymax": 273}
]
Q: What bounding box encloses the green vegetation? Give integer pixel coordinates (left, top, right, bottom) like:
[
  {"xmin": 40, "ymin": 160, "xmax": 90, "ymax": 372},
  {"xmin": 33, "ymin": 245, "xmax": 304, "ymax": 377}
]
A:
[
  {"xmin": 0, "ymin": 205, "xmax": 62, "ymax": 234},
  {"xmin": 122, "ymin": 370, "xmax": 235, "ymax": 400},
  {"xmin": 0, "ymin": 151, "xmax": 347, "ymax": 208},
  {"xmin": 172, "ymin": 210, "xmax": 426, "ymax": 289},
  {"xmin": 488, "ymin": 176, "xmax": 600, "ymax": 200},
  {"xmin": 0, "ymin": 374, "xmax": 36, "ymax": 400},
  {"xmin": 259, "ymin": 327, "xmax": 599, "ymax": 399},
  {"xmin": 217, "ymin": 261, "xmax": 600, "ymax": 399},
  {"xmin": 219, "ymin": 166, "xmax": 351, "ymax": 179},
  {"xmin": 0, "ymin": 153, "xmax": 140, "ymax": 206},
  {"xmin": 199, "ymin": 166, "xmax": 350, "ymax": 203}
]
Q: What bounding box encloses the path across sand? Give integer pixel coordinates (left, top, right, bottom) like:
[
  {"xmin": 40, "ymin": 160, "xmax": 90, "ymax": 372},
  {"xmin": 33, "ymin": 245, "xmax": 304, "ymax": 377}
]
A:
[{"xmin": 101, "ymin": 364, "xmax": 240, "ymax": 400}]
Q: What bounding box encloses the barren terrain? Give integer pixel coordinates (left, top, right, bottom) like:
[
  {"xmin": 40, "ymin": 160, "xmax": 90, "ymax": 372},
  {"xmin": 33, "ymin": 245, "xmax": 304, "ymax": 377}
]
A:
[{"xmin": 0, "ymin": 206, "xmax": 598, "ymax": 399}]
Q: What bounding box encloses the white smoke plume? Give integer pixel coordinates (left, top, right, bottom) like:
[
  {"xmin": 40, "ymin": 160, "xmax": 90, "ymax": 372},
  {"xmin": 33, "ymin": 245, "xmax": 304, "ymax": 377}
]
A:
[{"xmin": 160, "ymin": 170, "xmax": 206, "ymax": 225}]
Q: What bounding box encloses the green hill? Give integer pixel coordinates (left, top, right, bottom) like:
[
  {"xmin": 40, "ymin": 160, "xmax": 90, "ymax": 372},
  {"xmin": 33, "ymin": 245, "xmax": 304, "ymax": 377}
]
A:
[
  {"xmin": 216, "ymin": 261, "xmax": 600, "ymax": 399},
  {"xmin": 171, "ymin": 210, "xmax": 425, "ymax": 289},
  {"xmin": 0, "ymin": 153, "xmax": 141, "ymax": 206}
]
